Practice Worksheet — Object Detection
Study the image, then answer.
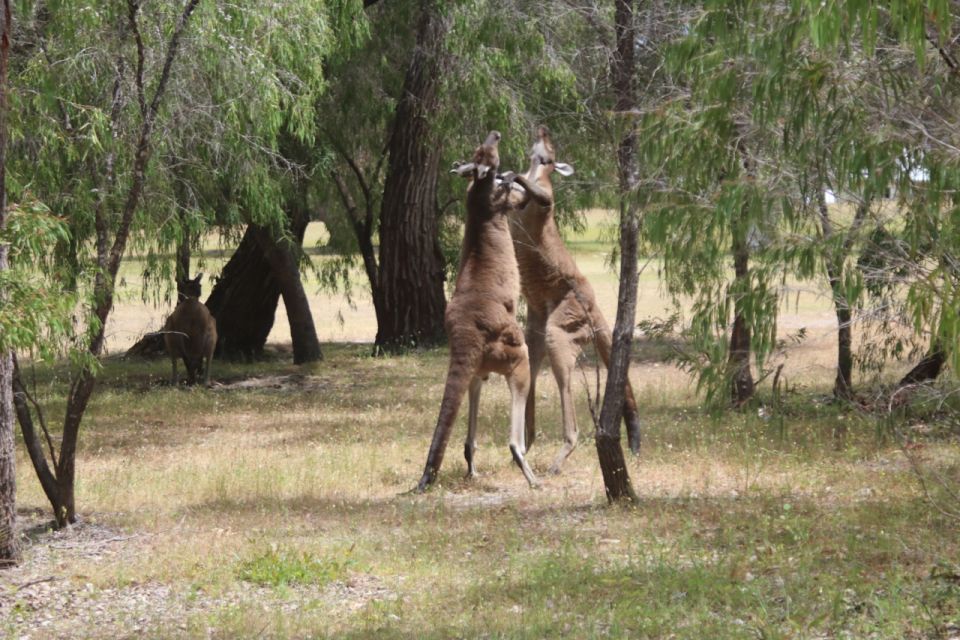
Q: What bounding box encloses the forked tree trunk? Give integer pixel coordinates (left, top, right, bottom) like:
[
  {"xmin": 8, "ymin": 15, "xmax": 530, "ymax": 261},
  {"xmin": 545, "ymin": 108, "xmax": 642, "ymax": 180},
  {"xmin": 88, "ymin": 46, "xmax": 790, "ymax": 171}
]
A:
[
  {"xmin": 206, "ymin": 200, "xmax": 322, "ymax": 364},
  {"xmin": 373, "ymin": 0, "xmax": 448, "ymax": 353},
  {"xmin": 16, "ymin": 0, "xmax": 201, "ymax": 527},
  {"xmin": 0, "ymin": 0, "xmax": 20, "ymax": 565},
  {"xmin": 250, "ymin": 201, "xmax": 322, "ymax": 364},
  {"xmin": 205, "ymin": 226, "xmax": 281, "ymax": 361},
  {"xmin": 595, "ymin": 0, "xmax": 639, "ymax": 504}
]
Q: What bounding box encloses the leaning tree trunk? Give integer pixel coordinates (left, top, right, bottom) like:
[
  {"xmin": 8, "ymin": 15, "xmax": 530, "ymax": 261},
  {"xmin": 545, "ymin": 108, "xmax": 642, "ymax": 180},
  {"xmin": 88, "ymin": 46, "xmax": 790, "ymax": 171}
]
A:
[
  {"xmin": 206, "ymin": 195, "xmax": 322, "ymax": 364},
  {"xmin": 897, "ymin": 345, "xmax": 946, "ymax": 388},
  {"xmin": 373, "ymin": 0, "xmax": 449, "ymax": 353},
  {"xmin": 0, "ymin": 0, "xmax": 20, "ymax": 566},
  {"xmin": 250, "ymin": 198, "xmax": 322, "ymax": 364},
  {"xmin": 595, "ymin": 0, "xmax": 639, "ymax": 504}
]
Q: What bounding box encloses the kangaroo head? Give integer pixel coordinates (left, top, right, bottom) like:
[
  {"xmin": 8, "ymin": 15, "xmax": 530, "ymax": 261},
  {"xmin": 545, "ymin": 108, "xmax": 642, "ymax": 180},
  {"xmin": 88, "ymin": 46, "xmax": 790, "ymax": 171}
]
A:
[
  {"xmin": 528, "ymin": 125, "xmax": 574, "ymax": 179},
  {"xmin": 176, "ymin": 273, "xmax": 203, "ymax": 300},
  {"xmin": 451, "ymin": 130, "xmax": 501, "ymax": 180}
]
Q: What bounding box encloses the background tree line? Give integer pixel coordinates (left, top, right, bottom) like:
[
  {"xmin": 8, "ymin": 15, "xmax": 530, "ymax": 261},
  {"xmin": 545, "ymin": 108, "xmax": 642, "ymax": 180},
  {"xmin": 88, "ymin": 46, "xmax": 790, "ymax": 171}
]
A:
[{"xmin": 3, "ymin": 0, "xmax": 960, "ymax": 563}]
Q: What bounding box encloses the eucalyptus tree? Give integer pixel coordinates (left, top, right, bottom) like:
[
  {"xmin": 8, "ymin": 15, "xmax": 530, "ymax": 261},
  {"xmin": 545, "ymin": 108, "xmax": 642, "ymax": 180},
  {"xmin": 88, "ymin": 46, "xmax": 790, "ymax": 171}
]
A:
[
  {"xmin": 319, "ymin": 0, "xmax": 604, "ymax": 351},
  {"xmin": 595, "ymin": 0, "xmax": 640, "ymax": 502},
  {"xmin": 637, "ymin": 0, "xmax": 960, "ymax": 408},
  {"xmin": 9, "ymin": 0, "xmax": 367, "ymax": 526}
]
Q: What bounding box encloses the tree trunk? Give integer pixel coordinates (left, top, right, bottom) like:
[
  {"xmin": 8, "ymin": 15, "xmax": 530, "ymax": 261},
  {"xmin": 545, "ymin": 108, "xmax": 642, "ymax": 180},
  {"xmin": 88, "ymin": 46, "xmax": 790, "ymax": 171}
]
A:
[
  {"xmin": 817, "ymin": 190, "xmax": 868, "ymax": 401},
  {"xmin": 373, "ymin": 0, "xmax": 449, "ymax": 353},
  {"xmin": 897, "ymin": 346, "xmax": 945, "ymax": 388},
  {"xmin": 0, "ymin": 0, "xmax": 19, "ymax": 566},
  {"xmin": 595, "ymin": 0, "xmax": 639, "ymax": 504},
  {"xmin": 175, "ymin": 207, "xmax": 191, "ymax": 283},
  {"xmin": 205, "ymin": 225, "xmax": 281, "ymax": 361},
  {"xmin": 829, "ymin": 269, "xmax": 854, "ymax": 399},
  {"xmin": 0, "ymin": 352, "xmax": 19, "ymax": 565},
  {"xmin": 729, "ymin": 236, "xmax": 755, "ymax": 406},
  {"xmin": 206, "ymin": 201, "xmax": 322, "ymax": 364},
  {"xmin": 21, "ymin": 0, "xmax": 201, "ymax": 527},
  {"xmin": 250, "ymin": 199, "xmax": 322, "ymax": 364},
  {"xmin": 12, "ymin": 360, "xmax": 67, "ymax": 527}
]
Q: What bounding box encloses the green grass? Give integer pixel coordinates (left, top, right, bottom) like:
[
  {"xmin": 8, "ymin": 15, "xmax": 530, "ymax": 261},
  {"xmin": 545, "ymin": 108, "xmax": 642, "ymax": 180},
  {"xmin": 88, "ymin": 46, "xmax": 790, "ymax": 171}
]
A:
[{"xmin": 236, "ymin": 547, "xmax": 353, "ymax": 588}]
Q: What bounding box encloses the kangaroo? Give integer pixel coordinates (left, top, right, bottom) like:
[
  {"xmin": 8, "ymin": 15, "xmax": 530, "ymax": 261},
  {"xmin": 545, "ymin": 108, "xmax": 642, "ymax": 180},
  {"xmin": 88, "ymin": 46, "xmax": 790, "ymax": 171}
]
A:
[
  {"xmin": 416, "ymin": 131, "xmax": 536, "ymax": 491},
  {"xmin": 163, "ymin": 273, "xmax": 217, "ymax": 386},
  {"xmin": 503, "ymin": 126, "xmax": 642, "ymax": 473}
]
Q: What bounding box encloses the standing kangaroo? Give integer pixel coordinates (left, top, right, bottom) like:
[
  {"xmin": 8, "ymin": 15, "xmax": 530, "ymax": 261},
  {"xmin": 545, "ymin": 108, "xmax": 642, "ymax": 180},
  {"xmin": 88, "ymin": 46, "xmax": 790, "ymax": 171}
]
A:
[
  {"xmin": 504, "ymin": 126, "xmax": 641, "ymax": 473},
  {"xmin": 164, "ymin": 274, "xmax": 217, "ymax": 386},
  {"xmin": 417, "ymin": 131, "xmax": 536, "ymax": 491}
]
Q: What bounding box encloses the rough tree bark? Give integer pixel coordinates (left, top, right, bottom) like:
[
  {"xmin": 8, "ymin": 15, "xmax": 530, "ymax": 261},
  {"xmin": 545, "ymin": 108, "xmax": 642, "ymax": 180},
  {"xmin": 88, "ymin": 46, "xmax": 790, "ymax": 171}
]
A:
[
  {"xmin": 595, "ymin": 0, "xmax": 639, "ymax": 504},
  {"xmin": 0, "ymin": 0, "xmax": 19, "ymax": 565},
  {"xmin": 372, "ymin": 0, "xmax": 449, "ymax": 353}
]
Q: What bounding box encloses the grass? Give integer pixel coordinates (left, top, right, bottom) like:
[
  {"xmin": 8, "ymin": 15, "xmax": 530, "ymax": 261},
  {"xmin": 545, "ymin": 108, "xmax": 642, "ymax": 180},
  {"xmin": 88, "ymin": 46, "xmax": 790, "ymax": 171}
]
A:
[
  {"xmin": 7, "ymin": 345, "xmax": 960, "ymax": 638},
  {"xmin": 236, "ymin": 547, "xmax": 353, "ymax": 588},
  {"xmin": 4, "ymin": 212, "xmax": 960, "ymax": 638}
]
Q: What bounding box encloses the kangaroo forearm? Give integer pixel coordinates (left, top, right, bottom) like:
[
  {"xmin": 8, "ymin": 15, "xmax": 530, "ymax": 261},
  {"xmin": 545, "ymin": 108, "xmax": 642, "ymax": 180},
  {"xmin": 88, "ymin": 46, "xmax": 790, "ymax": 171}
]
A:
[{"xmin": 511, "ymin": 175, "xmax": 552, "ymax": 206}]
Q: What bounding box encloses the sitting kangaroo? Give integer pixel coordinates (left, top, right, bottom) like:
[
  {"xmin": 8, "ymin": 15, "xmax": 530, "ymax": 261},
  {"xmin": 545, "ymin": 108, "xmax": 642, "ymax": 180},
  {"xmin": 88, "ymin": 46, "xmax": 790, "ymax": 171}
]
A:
[
  {"xmin": 503, "ymin": 126, "xmax": 642, "ymax": 473},
  {"xmin": 163, "ymin": 273, "xmax": 217, "ymax": 386},
  {"xmin": 417, "ymin": 131, "xmax": 536, "ymax": 491}
]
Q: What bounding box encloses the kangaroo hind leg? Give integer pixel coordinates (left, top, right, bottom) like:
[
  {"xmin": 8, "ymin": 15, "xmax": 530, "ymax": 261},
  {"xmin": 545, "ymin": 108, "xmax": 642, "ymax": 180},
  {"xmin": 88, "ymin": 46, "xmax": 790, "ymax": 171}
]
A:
[{"xmin": 464, "ymin": 376, "xmax": 484, "ymax": 479}]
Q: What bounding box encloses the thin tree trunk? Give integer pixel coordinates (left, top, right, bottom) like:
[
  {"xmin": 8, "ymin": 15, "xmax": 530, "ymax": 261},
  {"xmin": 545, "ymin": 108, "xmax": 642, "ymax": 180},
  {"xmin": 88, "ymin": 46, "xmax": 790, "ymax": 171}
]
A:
[
  {"xmin": 24, "ymin": 0, "xmax": 200, "ymax": 526},
  {"xmin": 373, "ymin": 0, "xmax": 448, "ymax": 353},
  {"xmin": 832, "ymin": 293, "xmax": 853, "ymax": 399},
  {"xmin": 595, "ymin": 0, "xmax": 639, "ymax": 504},
  {"xmin": 11, "ymin": 360, "xmax": 66, "ymax": 527},
  {"xmin": 175, "ymin": 207, "xmax": 191, "ymax": 283},
  {"xmin": 728, "ymin": 236, "xmax": 754, "ymax": 406},
  {"xmin": 817, "ymin": 190, "xmax": 869, "ymax": 400},
  {"xmin": 0, "ymin": 0, "xmax": 19, "ymax": 565}
]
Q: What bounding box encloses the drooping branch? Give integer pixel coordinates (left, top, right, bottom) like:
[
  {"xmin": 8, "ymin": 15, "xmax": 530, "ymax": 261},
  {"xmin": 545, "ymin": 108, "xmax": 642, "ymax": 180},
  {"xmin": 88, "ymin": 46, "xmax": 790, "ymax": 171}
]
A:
[{"xmin": 127, "ymin": 0, "xmax": 147, "ymax": 119}]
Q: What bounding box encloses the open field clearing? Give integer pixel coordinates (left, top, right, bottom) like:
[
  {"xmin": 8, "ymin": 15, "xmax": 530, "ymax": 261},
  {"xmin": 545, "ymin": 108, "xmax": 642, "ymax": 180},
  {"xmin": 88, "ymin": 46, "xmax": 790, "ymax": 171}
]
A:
[{"xmin": 3, "ymin": 213, "xmax": 959, "ymax": 638}]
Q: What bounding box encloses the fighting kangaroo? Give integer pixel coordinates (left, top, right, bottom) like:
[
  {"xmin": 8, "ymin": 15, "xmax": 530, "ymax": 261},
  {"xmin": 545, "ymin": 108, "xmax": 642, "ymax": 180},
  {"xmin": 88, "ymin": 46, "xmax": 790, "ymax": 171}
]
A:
[
  {"xmin": 503, "ymin": 126, "xmax": 641, "ymax": 473},
  {"xmin": 164, "ymin": 274, "xmax": 217, "ymax": 386},
  {"xmin": 417, "ymin": 131, "xmax": 536, "ymax": 491}
]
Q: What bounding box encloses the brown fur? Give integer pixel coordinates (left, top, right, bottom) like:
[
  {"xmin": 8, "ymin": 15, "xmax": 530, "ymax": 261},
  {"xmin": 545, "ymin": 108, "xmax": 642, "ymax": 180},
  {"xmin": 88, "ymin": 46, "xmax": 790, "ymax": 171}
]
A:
[
  {"xmin": 163, "ymin": 275, "xmax": 217, "ymax": 386},
  {"xmin": 505, "ymin": 126, "xmax": 641, "ymax": 472},
  {"xmin": 417, "ymin": 132, "xmax": 536, "ymax": 491}
]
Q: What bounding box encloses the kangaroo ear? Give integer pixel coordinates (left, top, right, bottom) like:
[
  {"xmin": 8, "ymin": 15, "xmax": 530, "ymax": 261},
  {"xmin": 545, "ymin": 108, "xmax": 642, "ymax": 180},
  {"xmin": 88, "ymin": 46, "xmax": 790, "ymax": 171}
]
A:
[
  {"xmin": 193, "ymin": 273, "xmax": 203, "ymax": 283},
  {"xmin": 475, "ymin": 164, "xmax": 491, "ymax": 180},
  {"xmin": 554, "ymin": 162, "xmax": 574, "ymax": 177},
  {"xmin": 451, "ymin": 162, "xmax": 475, "ymax": 177}
]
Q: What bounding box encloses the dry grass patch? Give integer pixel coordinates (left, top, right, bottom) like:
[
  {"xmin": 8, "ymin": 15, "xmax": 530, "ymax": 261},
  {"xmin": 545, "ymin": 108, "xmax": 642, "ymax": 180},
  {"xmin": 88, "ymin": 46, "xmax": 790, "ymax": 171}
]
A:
[{"xmin": 4, "ymin": 344, "xmax": 959, "ymax": 638}]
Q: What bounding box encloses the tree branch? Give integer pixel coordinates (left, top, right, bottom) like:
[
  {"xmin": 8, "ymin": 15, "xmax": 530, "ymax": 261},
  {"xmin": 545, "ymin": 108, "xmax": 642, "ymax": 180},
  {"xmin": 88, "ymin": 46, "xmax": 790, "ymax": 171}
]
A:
[{"xmin": 127, "ymin": 0, "xmax": 147, "ymax": 119}]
